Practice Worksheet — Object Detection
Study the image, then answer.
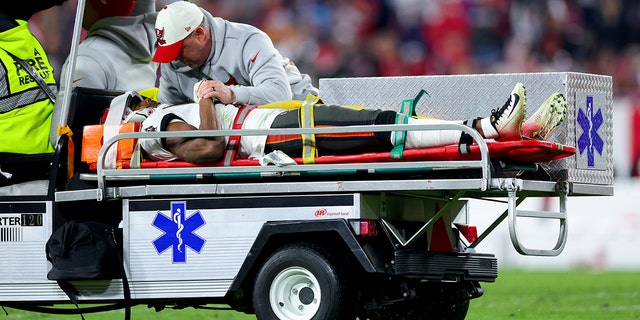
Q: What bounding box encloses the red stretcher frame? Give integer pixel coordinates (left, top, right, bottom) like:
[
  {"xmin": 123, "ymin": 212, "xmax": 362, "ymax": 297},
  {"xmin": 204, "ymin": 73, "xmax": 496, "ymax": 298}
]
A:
[{"xmin": 104, "ymin": 140, "xmax": 576, "ymax": 170}]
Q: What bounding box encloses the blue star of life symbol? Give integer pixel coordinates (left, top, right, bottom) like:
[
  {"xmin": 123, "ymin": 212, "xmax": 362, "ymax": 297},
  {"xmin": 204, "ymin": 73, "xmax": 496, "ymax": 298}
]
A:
[
  {"xmin": 577, "ymin": 95, "xmax": 604, "ymax": 167},
  {"xmin": 152, "ymin": 201, "xmax": 206, "ymax": 263}
]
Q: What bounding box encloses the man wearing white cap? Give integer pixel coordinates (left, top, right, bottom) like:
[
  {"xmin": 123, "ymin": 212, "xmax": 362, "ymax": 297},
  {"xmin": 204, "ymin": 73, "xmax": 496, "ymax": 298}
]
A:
[{"xmin": 152, "ymin": 1, "xmax": 319, "ymax": 106}]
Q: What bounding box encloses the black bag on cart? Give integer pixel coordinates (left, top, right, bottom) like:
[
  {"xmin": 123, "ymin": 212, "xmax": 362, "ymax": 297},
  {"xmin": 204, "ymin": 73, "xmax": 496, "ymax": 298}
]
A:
[
  {"xmin": 45, "ymin": 220, "xmax": 131, "ymax": 320},
  {"xmin": 46, "ymin": 220, "xmax": 123, "ymax": 280}
]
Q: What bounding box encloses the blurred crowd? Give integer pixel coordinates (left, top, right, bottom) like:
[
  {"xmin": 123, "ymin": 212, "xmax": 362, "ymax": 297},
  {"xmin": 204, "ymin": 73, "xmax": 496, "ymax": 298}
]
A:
[
  {"xmin": 28, "ymin": 0, "xmax": 640, "ymax": 99},
  {"xmin": 24, "ymin": 0, "xmax": 640, "ymax": 177},
  {"xmin": 7, "ymin": 3, "xmax": 637, "ymax": 270}
]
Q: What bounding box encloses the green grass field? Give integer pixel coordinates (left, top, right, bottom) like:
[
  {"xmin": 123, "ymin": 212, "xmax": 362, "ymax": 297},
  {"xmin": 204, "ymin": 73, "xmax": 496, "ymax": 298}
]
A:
[
  {"xmin": 3, "ymin": 270, "xmax": 639, "ymax": 319},
  {"xmin": 468, "ymin": 269, "xmax": 640, "ymax": 319}
]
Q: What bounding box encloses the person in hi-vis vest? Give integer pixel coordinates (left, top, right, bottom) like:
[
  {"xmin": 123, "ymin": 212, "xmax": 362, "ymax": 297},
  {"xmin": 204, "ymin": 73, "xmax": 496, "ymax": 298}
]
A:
[{"xmin": 0, "ymin": 4, "xmax": 66, "ymax": 155}]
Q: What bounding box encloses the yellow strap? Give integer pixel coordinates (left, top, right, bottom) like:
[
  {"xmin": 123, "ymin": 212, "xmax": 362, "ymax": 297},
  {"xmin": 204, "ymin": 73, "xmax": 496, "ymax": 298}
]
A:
[
  {"xmin": 258, "ymin": 100, "xmax": 304, "ymax": 110},
  {"xmin": 299, "ymin": 94, "xmax": 320, "ymax": 164},
  {"xmin": 257, "ymin": 99, "xmax": 364, "ymax": 111}
]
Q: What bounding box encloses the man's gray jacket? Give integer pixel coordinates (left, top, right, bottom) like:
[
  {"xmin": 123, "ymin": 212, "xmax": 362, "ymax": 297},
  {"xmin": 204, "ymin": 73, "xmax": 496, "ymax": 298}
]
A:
[
  {"xmin": 157, "ymin": 9, "xmax": 318, "ymax": 105},
  {"xmin": 58, "ymin": 13, "xmax": 158, "ymax": 94}
]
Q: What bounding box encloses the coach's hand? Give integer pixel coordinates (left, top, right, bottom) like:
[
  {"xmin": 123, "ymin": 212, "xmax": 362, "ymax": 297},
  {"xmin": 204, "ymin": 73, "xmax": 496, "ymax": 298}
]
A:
[{"xmin": 197, "ymin": 80, "xmax": 236, "ymax": 104}]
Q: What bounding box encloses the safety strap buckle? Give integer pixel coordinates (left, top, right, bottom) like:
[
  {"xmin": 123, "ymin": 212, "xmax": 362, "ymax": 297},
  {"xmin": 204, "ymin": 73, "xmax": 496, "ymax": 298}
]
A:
[{"xmin": 391, "ymin": 89, "xmax": 429, "ymax": 159}]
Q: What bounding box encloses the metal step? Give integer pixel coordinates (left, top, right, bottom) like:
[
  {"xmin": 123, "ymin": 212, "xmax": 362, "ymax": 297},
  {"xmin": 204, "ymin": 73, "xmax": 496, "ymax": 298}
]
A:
[{"xmin": 504, "ymin": 179, "xmax": 568, "ymax": 256}]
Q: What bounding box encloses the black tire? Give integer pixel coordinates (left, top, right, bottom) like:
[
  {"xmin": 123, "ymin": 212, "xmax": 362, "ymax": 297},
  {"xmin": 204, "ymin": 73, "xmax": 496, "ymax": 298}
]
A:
[{"xmin": 252, "ymin": 243, "xmax": 355, "ymax": 320}]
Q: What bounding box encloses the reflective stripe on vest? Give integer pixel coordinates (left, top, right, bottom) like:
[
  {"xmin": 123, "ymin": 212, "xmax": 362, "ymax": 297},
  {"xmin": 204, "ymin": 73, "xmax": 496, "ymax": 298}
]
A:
[{"xmin": 0, "ymin": 86, "xmax": 56, "ymax": 113}]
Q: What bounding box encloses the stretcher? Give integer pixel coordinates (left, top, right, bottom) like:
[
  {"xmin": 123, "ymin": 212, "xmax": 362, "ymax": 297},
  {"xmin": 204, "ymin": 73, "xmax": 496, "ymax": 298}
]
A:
[{"xmin": 81, "ymin": 114, "xmax": 575, "ymax": 187}]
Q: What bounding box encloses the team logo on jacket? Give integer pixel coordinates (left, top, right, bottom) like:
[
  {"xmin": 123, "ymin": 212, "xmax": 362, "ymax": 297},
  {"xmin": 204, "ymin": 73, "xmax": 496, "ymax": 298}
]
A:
[{"xmin": 152, "ymin": 201, "xmax": 206, "ymax": 263}]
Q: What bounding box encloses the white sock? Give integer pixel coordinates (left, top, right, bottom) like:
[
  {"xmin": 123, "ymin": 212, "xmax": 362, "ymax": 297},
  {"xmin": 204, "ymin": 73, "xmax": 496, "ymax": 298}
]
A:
[
  {"xmin": 393, "ymin": 117, "xmax": 464, "ymax": 149},
  {"xmin": 479, "ymin": 117, "xmax": 498, "ymax": 139}
]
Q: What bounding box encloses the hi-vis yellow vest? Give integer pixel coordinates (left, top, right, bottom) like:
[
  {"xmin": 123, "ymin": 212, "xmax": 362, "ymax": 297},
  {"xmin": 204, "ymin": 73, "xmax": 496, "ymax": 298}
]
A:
[{"xmin": 0, "ymin": 20, "xmax": 55, "ymax": 154}]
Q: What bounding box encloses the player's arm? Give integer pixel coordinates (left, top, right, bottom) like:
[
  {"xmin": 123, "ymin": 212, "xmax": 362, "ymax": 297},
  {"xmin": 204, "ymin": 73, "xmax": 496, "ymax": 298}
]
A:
[{"xmin": 165, "ymin": 98, "xmax": 225, "ymax": 163}]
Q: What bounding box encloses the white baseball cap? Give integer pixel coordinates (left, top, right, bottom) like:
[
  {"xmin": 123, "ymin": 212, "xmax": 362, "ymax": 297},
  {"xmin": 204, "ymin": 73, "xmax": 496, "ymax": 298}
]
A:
[{"xmin": 152, "ymin": 1, "xmax": 205, "ymax": 63}]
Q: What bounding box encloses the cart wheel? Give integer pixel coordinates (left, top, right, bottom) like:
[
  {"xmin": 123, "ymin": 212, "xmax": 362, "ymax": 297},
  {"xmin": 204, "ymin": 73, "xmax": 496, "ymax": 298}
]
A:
[{"xmin": 252, "ymin": 243, "xmax": 355, "ymax": 320}]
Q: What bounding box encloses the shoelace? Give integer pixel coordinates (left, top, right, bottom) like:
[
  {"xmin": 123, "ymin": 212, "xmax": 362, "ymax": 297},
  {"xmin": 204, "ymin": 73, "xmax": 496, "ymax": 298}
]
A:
[{"xmin": 491, "ymin": 95, "xmax": 512, "ymax": 124}]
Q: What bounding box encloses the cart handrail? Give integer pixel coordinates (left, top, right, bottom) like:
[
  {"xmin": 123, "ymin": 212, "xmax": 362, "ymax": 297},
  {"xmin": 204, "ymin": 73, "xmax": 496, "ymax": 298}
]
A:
[{"xmin": 94, "ymin": 122, "xmax": 491, "ymax": 200}]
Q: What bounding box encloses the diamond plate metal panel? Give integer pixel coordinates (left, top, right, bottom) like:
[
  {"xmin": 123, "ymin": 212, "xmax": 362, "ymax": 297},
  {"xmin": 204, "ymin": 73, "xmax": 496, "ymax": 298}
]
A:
[
  {"xmin": 565, "ymin": 73, "xmax": 614, "ymax": 186},
  {"xmin": 319, "ymin": 72, "xmax": 613, "ymax": 187}
]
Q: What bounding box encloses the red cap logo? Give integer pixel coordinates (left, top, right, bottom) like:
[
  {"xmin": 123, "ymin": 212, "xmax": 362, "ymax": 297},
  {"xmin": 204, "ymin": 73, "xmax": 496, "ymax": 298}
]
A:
[{"xmin": 155, "ymin": 28, "xmax": 166, "ymax": 45}]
